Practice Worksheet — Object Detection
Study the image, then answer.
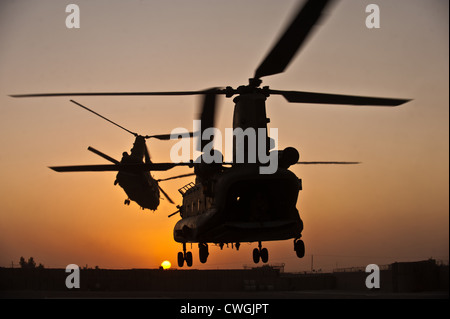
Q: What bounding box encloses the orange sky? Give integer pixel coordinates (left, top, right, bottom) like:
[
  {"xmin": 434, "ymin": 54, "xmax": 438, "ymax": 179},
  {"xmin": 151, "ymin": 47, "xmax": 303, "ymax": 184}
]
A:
[{"xmin": 0, "ymin": 0, "xmax": 448, "ymax": 272}]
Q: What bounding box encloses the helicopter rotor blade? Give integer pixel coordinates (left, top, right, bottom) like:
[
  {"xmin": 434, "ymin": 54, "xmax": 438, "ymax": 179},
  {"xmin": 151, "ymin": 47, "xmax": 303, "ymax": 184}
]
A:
[
  {"xmin": 157, "ymin": 184, "xmax": 175, "ymax": 205},
  {"xmin": 254, "ymin": 0, "xmax": 334, "ymax": 79},
  {"xmin": 10, "ymin": 89, "xmax": 224, "ymax": 98},
  {"xmin": 49, "ymin": 162, "xmax": 192, "ymax": 172},
  {"xmin": 296, "ymin": 161, "xmax": 361, "ymax": 165},
  {"xmin": 157, "ymin": 172, "xmax": 196, "ymax": 182},
  {"xmin": 87, "ymin": 146, "xmax": 120, "ymax": 164},
  {"xmin": 49, "ymin": 164, "xmax": 122, "ymax": 172},
  {"xmin": 71, "ymin": 100, "xmax": 196, "ymax": 141},
  {"xmin": 198, "ymin": 89, "xmax": 219, "ymax": 151},
  {"xmin": 270, "ymin": 90, "xmax": 410, "ymax": 106},
  {"xmin": 144, "ymin": 141, "xmax": 152, "ymax": 164},
  {"xmin": 70, "ymin": 100, "xmax": 138, "ymax": 136},
  {"xmin": 168, "ymin": 209, "xmax": 180, "ymax": 218},
  {"xmin": 145, "ymin": 132, "xmax": 194, "ymax": 140}
]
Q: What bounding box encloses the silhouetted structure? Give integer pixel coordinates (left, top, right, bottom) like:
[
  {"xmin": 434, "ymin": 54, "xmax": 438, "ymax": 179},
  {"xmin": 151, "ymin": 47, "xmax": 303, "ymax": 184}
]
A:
[{"xmin": 1, "ymin": 260, "xmax": 447, "ymax": 297}]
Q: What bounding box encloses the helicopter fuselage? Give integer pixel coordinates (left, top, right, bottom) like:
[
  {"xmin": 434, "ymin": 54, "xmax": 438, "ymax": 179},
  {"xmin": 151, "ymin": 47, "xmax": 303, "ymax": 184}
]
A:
[
  {"xmin": 174, "ymin": 89, "xmax": 303, "ymax": 253},
  {"xmin": 114, "ymin": 135, "xmax": 161, "ymax": 210},
  {"xmin": 116, "ymin": 170, "xmax": 160, "ymax": 210},
  {"xmin": 173, "ymin": 164, "xmax": 303, "ymax": 245}
]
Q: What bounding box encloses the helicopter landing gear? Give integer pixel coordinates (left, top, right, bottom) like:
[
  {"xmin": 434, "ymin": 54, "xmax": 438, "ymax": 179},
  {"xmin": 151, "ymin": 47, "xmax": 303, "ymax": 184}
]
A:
[
  {"xmin": 252, "ymin": 241, "xmax": 269, "ymax": 264},
  {"xmin": 177, "ymin": 243, "xmax": 193, "ymax": 268},
  {"xmin": 294, "ymin": 238, "xmax": 305, "ymax": 258},
  {"xmin": 124, "ymin": 199, "xmax": 131, "ymax": 206},
  {"xmin": 198, "ymin": 243, "xmax": 209, "ymax": 263}
]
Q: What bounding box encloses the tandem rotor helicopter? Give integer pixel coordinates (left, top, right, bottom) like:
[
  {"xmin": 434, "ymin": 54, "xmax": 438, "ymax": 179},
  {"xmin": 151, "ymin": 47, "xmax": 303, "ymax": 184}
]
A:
[
  {"xmin": 11, "ymin": 0, "xmax": 410, "ymax": 267},
  {"xmin": 49, "ymin": 99, "xmax": 195, "ymax": 211}
]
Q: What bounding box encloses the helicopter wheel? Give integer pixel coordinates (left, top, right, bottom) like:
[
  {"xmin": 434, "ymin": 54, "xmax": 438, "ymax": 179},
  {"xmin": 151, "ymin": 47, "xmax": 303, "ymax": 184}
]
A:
[
  {"xmin": 178, "ymin": 243, "xmax": 193, "ymax": 267},
  {"xmin": 252, "ymin": 248, "xmax": 260, "ymax": 264},
  {"xmin": 199, "ymin": 243, "xmax": 209, "ymax": 263},
  {"xmin": 253, "ymin": 242, "xmax": 269, "ymax": 264},
  {"xmin": 294, "ymin": 239, "xmax": 305, "ymax": 258},
  {"xmin": 185, "ymin": 251, "xmax": 193, "ymax": 267},
  {"xmin": 124, "ymin": 199, "xmax": 130, "ymax": 206},
  {"xmin": 177, "ymin": 252, "xmax": 184, "ymax": 267},
  {"xmin": 260, "ymin": 248, "xmax": 269, "ymax": 263}
]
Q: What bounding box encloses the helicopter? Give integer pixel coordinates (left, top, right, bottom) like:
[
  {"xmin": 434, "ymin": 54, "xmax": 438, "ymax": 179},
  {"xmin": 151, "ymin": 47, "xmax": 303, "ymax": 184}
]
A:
[
  {"xmin": 49, "ymin": 99, "xmax": 194, "ymax": 211},
  {"xmin": 11, "ymin": 0, "xmax": 411, "ymax": 266}
]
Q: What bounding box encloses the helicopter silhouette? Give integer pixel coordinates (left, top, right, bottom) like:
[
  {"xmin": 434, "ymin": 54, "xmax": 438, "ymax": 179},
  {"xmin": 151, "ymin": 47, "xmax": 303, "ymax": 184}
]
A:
[
  {"xmin": 49, "ymin": 99, "xmax": 194, "ymax": 211},
  {"xmin": 11, "ymin": 0, "xmax": 411, "ymax": 266}
]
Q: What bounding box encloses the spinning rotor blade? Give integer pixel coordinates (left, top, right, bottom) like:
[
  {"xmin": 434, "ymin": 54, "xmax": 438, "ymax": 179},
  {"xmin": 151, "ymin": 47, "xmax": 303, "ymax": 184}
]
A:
[
  {"xmin": 144, "ymin": 142, "xmax": 152, "ymax": 164},
  {"xmin": 10, "ymin": 89, "xmax": 220, "ymax": 98},
  {"xmin": 87, "ymin": 146, "xmax": 120, "ymax": 164},
  {"xmin": 198, "ymin": 89, "xmax": 219, "ymax": 151},
  {"xmin": 70, "ymin": 100, "xmax": 137, "ymax": 136},
  {"xmin": 157, "ymin": 185, "xmax": 175, "ymax": 204},
  {"xmin": 254, "ymin": 0, "xmax": 334, "ymax": 79},
  {"xmin": 145, "ymin": 132, "xmax": 194, "ymax": 140},
  {"xmin": 71, "ymin": 100, "xmax": 195, "ymax": 141},
  {"xmin": 168, "ymin": 209, "xmax": 180, "ymax": 218},
  {"xmin": 50, "ymin": 164, "xmax": 123, "ymax": 172},
  {"xmin": 157, "ymin": 172, "xmax": 196, "ymax": 182},
  {"xmin": 297, "ymin": 161, "xmax": 360, "ymax": 165},
  {"xmin": 10, "ymin": 0, "xmax": 411, "ymax": 113},
  {"xmin": 49, "ymin": 162, "xmax": 192, "ymax": 172},
  {"xmin": 271, "ymin": 90, "xmax": 410, "ymax": 106}
]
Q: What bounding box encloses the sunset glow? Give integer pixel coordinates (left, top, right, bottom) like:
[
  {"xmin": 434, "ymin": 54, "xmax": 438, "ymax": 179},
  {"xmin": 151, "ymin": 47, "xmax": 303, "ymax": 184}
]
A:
[{"xmin": 0, "ymin": 0, "xmax": 447, "ymax": 272}]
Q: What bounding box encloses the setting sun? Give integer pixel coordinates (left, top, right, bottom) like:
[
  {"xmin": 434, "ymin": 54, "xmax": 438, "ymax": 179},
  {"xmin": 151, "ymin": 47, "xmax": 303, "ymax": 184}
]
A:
[{"xmin": 161, "ymin": 260, "xmax": 171, "ymax": 270}]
